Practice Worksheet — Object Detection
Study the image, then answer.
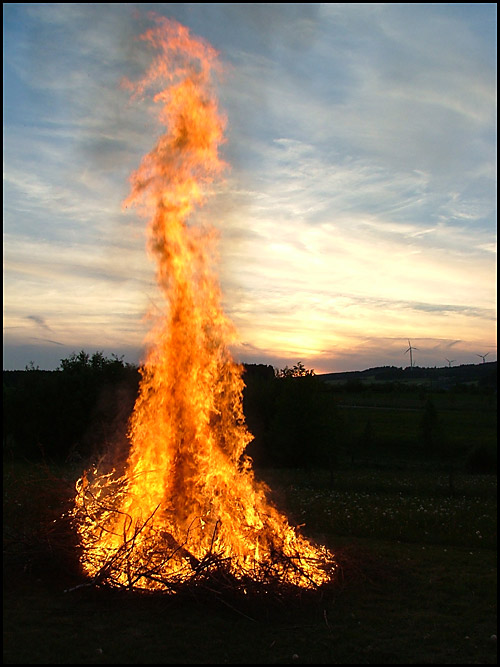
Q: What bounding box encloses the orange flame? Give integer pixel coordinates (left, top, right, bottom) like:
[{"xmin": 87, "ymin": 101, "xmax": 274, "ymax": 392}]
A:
[{"xmin": 71, "ymin": 16, "xmax": 334, "ymax": 591}]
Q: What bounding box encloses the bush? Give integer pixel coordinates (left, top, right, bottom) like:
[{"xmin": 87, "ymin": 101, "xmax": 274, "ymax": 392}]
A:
[{"xmin": 3, "ymin": 351, "xmax": 139, "ymax": 462}]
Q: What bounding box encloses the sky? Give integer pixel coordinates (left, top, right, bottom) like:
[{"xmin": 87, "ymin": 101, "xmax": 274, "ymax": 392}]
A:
[{"xmin": 3, "ymin": 3, "xmax": 497, "ymax": 373}]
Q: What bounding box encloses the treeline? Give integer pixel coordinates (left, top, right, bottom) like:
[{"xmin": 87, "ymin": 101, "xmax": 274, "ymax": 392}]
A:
[
  {"xmin": 321, "ymin": 362, "xmax": 497, "ymax": 387},
  {"xmin": 242, "ymin": 363, "xmax": 342, "ymax": 474},
  {"xmin": 2, "ymin": 353, "xmax": 340, "ymax": 468},
  {"xmin": 3, "ymin": 352, "xmax": 496, "ymax": 473},
  {"xmin": 3, "ymin": 351, "xmax": 139, "ymax": 462},
  {"xmin": 242, "ymin": 366, "xmax": 495, "ymax": 475}
]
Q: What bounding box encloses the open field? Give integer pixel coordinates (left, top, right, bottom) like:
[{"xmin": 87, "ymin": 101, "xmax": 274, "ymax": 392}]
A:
[
  {"xmin": 3, "ymin": 461, "xmax": 497, "ymax": 664},
  {"xmin": 332, "ymin": 389, "xmax": 497, "ymax": 452}
]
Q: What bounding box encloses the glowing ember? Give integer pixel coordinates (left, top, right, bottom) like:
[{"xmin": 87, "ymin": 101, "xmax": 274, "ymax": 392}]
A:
[{"xmin": 71, "ymin": 16, "xmax": 335, "ymax": 592}]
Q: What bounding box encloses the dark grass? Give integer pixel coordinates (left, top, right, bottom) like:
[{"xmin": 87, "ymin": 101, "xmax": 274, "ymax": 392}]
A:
[
  {"xmin": 334, "ymin": 389, "xmax": 497, "ymax": 455},
  {"xmin": 3, "ymin": 460, "xmax": 497, "ymax": 664}
]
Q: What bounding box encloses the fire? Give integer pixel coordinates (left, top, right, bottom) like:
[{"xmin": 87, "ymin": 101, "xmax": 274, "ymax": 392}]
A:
[{"xmin": 71, "ymin": 16, "xmax": 334, "ymax": 592}]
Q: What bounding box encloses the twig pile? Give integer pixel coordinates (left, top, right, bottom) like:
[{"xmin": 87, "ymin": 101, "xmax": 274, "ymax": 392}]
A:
[{"xmin": 70, "ymin": 474, "xmax": 336, "ymax": 596}]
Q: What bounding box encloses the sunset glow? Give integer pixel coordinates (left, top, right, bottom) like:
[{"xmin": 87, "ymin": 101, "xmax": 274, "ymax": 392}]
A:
[{"xmin": 3, "ymin": 4, "xmax": 496, "ymax": 373}]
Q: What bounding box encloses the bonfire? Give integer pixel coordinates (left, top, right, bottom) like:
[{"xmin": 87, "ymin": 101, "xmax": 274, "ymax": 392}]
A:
[{"xmin": 71, "ymin": 16, "xmax": 335, "ymax": 593}]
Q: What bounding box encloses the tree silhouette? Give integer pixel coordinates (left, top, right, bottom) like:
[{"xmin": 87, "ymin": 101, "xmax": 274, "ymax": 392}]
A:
[
  {"xmin": 268, "ymin": 364, "xmax": 341, "ymax": 472},
  {"xmin": 3, "ymin": 351, "xmax": 139, "ymax": 462},
  {"xmin": 276, "ymin": 361, "xmax": 315, "ymax": 378}
]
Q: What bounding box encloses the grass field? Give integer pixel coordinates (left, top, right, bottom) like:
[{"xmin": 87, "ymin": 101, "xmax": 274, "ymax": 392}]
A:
[
  {"xmin": 332, "ymin": 389, "xmax": 497, "ymax": 456},
  {"xmin": 3, "ymin": 460, "xmax": 497, "ymax": 664}
]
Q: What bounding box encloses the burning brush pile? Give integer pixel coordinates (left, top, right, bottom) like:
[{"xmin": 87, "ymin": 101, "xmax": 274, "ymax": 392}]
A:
[{"xmin": 70, "ymin": 16, "xmax": 335, "ymax": 594}]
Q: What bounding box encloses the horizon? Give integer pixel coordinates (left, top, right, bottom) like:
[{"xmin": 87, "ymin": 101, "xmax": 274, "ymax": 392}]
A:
[{"xmin": 3, "ymin": 348, "xmax": 496, "ymax": 375}]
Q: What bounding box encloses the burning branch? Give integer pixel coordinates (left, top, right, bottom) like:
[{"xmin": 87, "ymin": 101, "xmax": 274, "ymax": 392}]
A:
[{"xmin": 73, "ymin": 474, "xmax": 334, "ymax": 592}]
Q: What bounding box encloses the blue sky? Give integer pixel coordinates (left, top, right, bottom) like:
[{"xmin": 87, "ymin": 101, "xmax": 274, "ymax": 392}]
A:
[{"xmin": 3, "ymin": 3, "xmax": 497, "ymax": 372}]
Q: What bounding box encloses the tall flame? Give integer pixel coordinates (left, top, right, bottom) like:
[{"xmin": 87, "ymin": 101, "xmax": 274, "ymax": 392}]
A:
[{"xmin": 72, "ymin": 16, "xmax": 334, "ymax": 591}]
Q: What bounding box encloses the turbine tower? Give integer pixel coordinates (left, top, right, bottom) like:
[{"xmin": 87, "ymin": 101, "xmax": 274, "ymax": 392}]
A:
[
  {"xmin": 445, "ymin": 359, "xmax": 455, "ymax": 368},
  {"xmin": 476, "ymin": 353, "xmax": 490, "ymax": 364},
  {"xmin": 405, "ymin": 339, "xmax": 418, "ymax": 369}
]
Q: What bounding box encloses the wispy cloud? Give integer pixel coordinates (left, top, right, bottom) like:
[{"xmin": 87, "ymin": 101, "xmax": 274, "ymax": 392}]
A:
[
  {"xmin": 26, "ymin": 314, "xmax": 54, "ymax": 333},
  {"xmin": 3, "ymin": 4, "xmax": 496, "ymax": 370}
]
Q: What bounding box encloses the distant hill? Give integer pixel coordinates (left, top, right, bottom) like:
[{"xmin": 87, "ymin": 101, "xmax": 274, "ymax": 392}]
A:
[
  {"xmin": 3, "ymin": 360, "xmax": 497, "ymax": 391},
  {"xmin": 318, "ymin": 361, "xmax": 497, "ymax": 390}
]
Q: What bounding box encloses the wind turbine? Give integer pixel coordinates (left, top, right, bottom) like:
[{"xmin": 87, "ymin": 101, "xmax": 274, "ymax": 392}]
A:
[
  {"xmin": 476, "ymin": 353, "xmax": 490, "ymax": 364},
  {"xmin": 405, "ymin": 339, "xmax": 418, "ymax": 369},
  {"xmin": 445, "ymin": 359, "xmax": 455, "ymax": 368}
]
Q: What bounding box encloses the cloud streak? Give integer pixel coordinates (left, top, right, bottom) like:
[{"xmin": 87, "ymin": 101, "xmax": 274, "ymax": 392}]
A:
[{"xmin": 3, "ymin": 3, "xmax": 496, "ymax": 371}]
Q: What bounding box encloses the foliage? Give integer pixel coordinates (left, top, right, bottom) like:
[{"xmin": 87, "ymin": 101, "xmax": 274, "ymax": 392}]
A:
[
  {"xmin": 268, "ymin": 373, "xmax": 341, "ymax": 469},
  {"xmin": 244, "ymin": 362, "xmax": 344, "ymax": 471},
  {"xmin": 275, "ymin": 360, "xmax": 315, "ymax": 378},
  {"xmin": 3, "ymin": 351, "xmax": 139, "ymax": 462},
  {"xmin": 3, "ymin": 356, "xmax": 497, "ymax": 475}
]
